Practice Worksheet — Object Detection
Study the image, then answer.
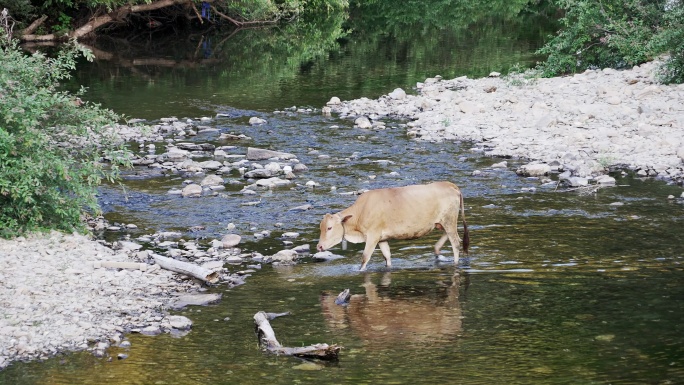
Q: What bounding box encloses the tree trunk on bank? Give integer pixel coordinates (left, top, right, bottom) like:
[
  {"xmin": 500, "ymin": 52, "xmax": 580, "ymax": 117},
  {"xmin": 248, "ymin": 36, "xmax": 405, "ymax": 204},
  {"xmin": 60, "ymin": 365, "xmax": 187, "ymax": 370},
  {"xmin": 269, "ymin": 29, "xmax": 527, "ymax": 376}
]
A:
[{"xmin": 17, "ymin": 0, "xmax": 279, "ymax": 42}]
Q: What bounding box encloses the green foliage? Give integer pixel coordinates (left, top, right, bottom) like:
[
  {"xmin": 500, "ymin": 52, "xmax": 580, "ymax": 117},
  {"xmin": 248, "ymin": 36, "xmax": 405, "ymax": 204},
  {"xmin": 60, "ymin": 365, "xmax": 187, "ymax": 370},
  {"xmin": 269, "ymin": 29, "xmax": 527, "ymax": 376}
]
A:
[
  {"xmin": 537, "ymin": 0, "xmax": 684, "ymax": 83},
  {"xmin": 0, "ymin": 36, "xmax": 131, "ymax": 238},
  {"xmin": 2, "ymin": 0, "xmax": 35, "ymax": 28},
  {"xmin": 650, "ymin": 3, "xmax": 684, "ymax": 83},
  {"xmin": 52, "ymin": 12, "xmax": 73, "ymax": 34}
]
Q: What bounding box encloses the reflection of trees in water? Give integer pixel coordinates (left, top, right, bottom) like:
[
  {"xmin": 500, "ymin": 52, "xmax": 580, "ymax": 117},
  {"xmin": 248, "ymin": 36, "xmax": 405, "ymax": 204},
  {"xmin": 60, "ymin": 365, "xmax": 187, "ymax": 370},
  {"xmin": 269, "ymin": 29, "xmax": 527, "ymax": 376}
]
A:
[
  {"xmin": 321, "ymin": 272, "xmax": 467, "ymax": 346},
  {"xmin": 343, "ymin": 0, "xmax": 559, "ymax": 78}
]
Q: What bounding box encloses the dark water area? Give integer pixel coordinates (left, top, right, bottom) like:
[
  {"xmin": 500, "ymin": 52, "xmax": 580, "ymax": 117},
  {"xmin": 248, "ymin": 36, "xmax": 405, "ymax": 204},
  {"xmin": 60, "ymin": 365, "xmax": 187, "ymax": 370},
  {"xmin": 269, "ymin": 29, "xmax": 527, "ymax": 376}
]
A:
[
  {"xmin": 3, "ymin": 1, "xmax": 684, "ymax": 384},
  {"xmin": 64, "ymin": 2, "xmax": 554, "ymax": 119}
]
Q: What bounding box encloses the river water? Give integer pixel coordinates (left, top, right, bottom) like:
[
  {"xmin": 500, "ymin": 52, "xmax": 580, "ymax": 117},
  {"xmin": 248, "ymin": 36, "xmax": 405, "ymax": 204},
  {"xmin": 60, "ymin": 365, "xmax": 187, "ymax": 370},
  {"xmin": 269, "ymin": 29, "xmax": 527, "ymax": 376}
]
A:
[{"xmin": 3, "ymin": 2, "xmax": 684, "ymax": 384}]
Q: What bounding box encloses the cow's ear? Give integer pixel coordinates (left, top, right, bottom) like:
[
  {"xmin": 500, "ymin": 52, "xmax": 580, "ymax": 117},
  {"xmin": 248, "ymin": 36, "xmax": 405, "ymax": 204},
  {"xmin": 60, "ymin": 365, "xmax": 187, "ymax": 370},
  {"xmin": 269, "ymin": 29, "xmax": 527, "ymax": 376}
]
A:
[{"xmin": 341, "ymin": 215, "xmax": 353, "ymax": 223}]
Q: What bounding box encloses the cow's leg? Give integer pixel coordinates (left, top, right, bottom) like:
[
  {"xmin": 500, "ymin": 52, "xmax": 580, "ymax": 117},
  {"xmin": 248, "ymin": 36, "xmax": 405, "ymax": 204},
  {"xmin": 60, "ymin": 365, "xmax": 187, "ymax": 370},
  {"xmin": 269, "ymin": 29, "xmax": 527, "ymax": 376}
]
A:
[
  {"xmin": 440, "ymin": 216, "xmax": 462, "ymax": 265},
  {"xmin": 434, "ymin": 234, "xmax": 449, "ymax": 255},
  {"xmin": 446, "ymin": 229, "xmax": 461, "ymax": 266},
  {"xmin": 378, "ymin": 241, "xmax": 392, "ymax": 268},
  {"xmin": 359, "ymin": 237, "xmax": 380, "ymax": 271}
]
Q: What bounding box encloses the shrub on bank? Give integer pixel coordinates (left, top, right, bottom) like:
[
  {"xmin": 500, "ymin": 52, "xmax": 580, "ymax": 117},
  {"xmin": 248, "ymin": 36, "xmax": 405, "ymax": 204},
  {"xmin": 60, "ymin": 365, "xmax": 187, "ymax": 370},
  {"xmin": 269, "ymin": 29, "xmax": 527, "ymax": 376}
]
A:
[
  {"xmin": 0, "ymin": 36, "xmax": 131, "ymax": 238},
  {"xmin": 537, "ymin": 0, "xmax": 684, "ymax": 84}
]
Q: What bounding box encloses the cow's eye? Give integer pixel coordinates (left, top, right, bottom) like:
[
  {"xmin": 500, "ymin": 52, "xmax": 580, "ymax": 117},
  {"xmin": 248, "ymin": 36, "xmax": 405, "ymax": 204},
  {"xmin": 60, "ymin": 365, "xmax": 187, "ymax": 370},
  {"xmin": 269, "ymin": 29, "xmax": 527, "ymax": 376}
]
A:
[{"xmin": 327, "ymin": 227, "xmax": 332, "ymax": 231}]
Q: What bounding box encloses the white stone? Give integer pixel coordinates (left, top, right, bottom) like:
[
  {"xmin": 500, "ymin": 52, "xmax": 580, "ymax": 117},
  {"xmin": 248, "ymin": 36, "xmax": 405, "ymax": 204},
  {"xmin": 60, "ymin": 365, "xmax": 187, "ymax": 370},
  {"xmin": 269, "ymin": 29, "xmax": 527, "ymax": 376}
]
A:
[
  {"xmin": 181, "ymin": 184, "xmax": 202, "ymax": 198},
  {"xmin": 355, "ymin": 116, "xmax": 373, "ymax": 129},
  {"xmin": 167, "ymin": 316, "xmax": 193, "ymax": 330},
  {"xmin": 516, "ymin": 163, "xmax": 551, "ymax": 177},
  {"xmin": 388, "ymin": 88, "xmax": 407, "ymax": 100},
  {"xmin": 268, "ymin": 250, "xmax": 299, "ymax": 262},
  {"xmin": 221, "ymin": 234, "xmax": 241, "ymax": 248},
  {"xmin": 249, "ymin": 117, "xmax": 267, "ymax": 125},
  {"xmin": 200, "ymin": 174, "xmax": 224, "ymax": 187}
]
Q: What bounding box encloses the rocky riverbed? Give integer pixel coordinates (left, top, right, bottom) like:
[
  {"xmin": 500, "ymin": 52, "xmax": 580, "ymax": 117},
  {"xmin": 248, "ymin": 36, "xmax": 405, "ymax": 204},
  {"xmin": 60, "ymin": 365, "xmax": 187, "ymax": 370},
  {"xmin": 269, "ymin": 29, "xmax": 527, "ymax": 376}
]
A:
[{"xmin": 328, "ymin": 60, "xmax": 684, "ymax": 185}]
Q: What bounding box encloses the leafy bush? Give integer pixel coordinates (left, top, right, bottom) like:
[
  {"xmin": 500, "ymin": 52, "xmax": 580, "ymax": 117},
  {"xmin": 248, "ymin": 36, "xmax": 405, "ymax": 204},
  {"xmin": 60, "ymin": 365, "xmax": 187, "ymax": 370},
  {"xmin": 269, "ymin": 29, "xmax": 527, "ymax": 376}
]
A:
[
  {"xmin": 0, "ymin": 35, "xmax": 131, "ymax": 238},
  {"xmin": 537, "ymin": 0, "xmax": 684, "ymax": 84}
]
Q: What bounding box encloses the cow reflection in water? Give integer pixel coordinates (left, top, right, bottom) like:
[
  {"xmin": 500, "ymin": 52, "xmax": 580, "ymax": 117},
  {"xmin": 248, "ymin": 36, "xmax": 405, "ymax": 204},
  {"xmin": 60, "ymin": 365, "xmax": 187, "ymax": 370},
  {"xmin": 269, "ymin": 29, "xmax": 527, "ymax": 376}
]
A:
[{"xmin": 320, "ymin": 272, "xmax": 464, "ymax": 345}]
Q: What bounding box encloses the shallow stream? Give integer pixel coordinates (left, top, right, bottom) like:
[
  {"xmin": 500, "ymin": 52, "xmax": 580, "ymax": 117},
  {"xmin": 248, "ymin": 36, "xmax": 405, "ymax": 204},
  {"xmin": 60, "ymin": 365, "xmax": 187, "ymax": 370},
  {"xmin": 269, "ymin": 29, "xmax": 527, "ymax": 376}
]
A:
[{"xmin": 2, "ymin": 2, "xmax": 683, "ymax": 383}]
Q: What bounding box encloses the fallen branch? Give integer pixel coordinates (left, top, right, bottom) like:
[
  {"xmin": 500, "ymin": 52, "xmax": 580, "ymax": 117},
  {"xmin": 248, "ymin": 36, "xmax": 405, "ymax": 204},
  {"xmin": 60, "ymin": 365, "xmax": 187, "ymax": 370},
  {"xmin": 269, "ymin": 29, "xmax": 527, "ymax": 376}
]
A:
[
  {"xmin": 20, "ymin": 14, "xmax": 47, "ymax": 35},
  {"xmin": 253, "ymin": 311, "xmax": 341, "ymax": 360},
  {"xmin": 152, "ymin": 253, "xmax": 219, "ymax": 284},
  {"xmin": 335, "ymin": 288, "xmax": 351, "ymax": 305}
]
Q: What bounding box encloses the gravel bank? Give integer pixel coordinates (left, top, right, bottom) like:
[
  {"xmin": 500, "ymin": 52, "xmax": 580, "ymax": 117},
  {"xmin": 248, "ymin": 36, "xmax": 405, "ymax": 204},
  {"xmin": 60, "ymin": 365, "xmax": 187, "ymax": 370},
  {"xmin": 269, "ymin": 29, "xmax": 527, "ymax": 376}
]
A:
[
  {"xmin": 0, "ymin": 231, "xmax": 202, "ymax": 370},
  {"xmin": 328, "ymin": 61, "xmax": 684, "ymax": 184}
]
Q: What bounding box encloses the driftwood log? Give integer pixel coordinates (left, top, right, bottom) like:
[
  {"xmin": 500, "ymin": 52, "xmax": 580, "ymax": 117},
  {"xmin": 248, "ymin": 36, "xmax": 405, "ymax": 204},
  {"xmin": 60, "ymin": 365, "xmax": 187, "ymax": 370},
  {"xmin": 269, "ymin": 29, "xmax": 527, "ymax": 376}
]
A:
[
  {"xmin": 253, "ymin": 311, "xmax": 341, "ymax": 360},
  {"xmin": 152, "ymin": 253, "xmax": 219, "ymax": 284},
  {"xmin": 93, "ymin": 261, "xmax": 148, "ymax": 271}
]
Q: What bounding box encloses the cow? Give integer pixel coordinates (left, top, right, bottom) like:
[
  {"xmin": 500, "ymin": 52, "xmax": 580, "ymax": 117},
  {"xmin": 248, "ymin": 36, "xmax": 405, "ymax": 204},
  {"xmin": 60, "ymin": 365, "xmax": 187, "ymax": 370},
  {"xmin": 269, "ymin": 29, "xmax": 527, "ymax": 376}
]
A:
[{"xmin": 316, "ymin": 181, "xmax": 469, "ymax": 271}]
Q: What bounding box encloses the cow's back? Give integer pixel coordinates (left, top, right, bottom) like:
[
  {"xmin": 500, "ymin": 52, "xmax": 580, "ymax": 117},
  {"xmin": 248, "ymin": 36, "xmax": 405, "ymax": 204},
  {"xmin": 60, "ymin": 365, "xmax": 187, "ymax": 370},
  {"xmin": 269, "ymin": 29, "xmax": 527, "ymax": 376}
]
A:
[{"xmin": 350, "ymin": 182, "xmax": 461, "ymax": 240}]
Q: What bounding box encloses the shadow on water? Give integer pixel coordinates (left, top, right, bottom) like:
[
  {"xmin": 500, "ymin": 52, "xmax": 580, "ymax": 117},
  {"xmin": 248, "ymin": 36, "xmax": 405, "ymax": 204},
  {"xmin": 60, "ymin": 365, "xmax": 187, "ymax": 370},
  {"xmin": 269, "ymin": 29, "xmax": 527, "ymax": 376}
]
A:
[{"xmin": 4, "ymin": 1, "xmax": 684, "ymax": 383}]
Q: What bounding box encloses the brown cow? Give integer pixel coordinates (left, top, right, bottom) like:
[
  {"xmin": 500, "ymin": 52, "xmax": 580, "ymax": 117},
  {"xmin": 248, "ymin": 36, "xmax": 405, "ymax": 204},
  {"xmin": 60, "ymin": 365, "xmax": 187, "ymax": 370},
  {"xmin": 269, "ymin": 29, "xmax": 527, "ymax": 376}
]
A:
[{"xmin": 317, "ymin": 181, "xmax": 469, "ymax": 271}]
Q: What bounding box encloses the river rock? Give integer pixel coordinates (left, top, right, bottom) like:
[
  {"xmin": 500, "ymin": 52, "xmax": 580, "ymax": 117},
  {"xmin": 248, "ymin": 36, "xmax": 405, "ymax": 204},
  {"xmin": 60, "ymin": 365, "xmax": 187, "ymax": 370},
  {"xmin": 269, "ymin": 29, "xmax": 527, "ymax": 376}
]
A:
[
  {"xmin": 181, "ymin": 184, "xmax": 202, "ymax": 197},
  {"xmin": 200, "ymin": 175, "xmax": 224, "ymax": 187},
  {"xmin": 327, "ymin": 96, "xmax": 341, "ymax": 105},
  {"xmin": 249, "ymin": 117, "xmax": 267, "ymax": 125},
  {"xmin": 176, "ymin": 143, "xmax": 215, "ymax": 151},
  {"xmin": 388, "ymin": 88, "xmax": 407, "ymax": 100},
  {"xmin": 246, "ymin": 147, "xmax": 297, "ymax": 161},
  {"xmin": 313, "ymin": 251, "xmax": 345, "ymax": 261},
  {"xmin": 266, "ymin": 249, "xmax": 299, "ymax": 263},
  {"xmin": 244, "ymin": 169, "xmax": 273, "ymax": 179},
  {"xmin": 170, "ymin": 293, "xmax": 222, "ymax": 310},
  {"xmin": 221, "ymin": 234, "xmax": 241, "ymax": 248},
  {"xmin": 595, "ymin": 175, "xmax": 617, "ymax": 185},
  {"xmin": 564, "ymin": 176, "xmax": 589, "ymax": 187},
  {"xmin": 198, "ymin": 160, "xmax": 223, "ymax": 170},
  {"xmin": 516, "ymin": 163, "xmax": 552, "ymax": 177},
  {"xmin": 165, "ymin": 148, "xmax": 190, "ymax": 162},
  {"xmin": 265, "ymin": 162, "xmax": 282, "ymax": 174},
  {"xmin": 355, "ymin": 116, "xmax": 373, "ymax": 129},
  {"xmin": 167, "ymin": 315, "xmax": 193, "ymax": 330},
  {"xmin": 293, "ymin": 164, "xmax": 309, "ymax": 172},
  {"xmin": 255, "ymin": 177, "xmax": 291, "ymax": 188}
]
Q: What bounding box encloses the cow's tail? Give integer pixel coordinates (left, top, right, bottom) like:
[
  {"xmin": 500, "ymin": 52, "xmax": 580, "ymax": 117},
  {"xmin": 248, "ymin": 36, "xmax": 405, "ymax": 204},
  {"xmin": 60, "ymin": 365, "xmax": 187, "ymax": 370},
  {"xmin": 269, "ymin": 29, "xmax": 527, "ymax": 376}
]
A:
[{"xmin": 460, "ymin": 192, "xmax": 469, "ymax": 254}]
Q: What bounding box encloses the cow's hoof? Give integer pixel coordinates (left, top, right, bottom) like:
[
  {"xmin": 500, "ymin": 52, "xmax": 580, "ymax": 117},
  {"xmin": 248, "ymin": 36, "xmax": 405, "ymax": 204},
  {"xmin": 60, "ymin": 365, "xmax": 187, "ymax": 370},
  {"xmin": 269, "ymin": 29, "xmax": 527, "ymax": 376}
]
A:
[{"xmin": 436, "ymin": 255, "xmax": 452, "ymax": 263}]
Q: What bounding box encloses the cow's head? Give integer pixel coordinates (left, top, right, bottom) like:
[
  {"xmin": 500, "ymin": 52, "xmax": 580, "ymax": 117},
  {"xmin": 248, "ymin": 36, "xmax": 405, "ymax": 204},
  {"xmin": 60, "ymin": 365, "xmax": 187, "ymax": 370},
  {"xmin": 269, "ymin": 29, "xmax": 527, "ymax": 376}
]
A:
[{"xmin": 317, "ymin": 213, "xmax": 352, "ymax": 252}]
